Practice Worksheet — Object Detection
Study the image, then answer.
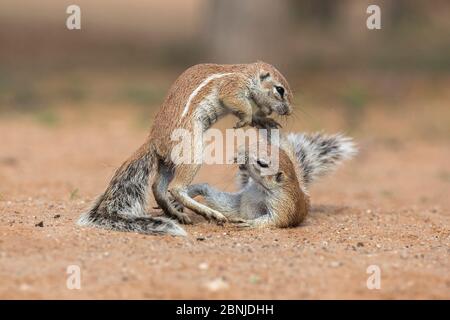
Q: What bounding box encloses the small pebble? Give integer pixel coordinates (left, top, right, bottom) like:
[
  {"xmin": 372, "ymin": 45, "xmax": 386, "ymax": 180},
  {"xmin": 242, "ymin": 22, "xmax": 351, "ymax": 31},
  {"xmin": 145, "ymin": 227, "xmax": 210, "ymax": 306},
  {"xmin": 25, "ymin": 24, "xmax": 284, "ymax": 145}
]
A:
[
  {"xmin": 205, "ymin": 278, "xmax": 229, "ymax": 292},
  {"xmin": 330, "ymin": 261, "xmax": 342, "ymax": 268},
  {"xmin": 400, "ymin": 251, "xmax": 408, "ymax": 259},
  {"xmin": 19, "ymin": 283, "xmax": 32, "ymax": 291},
  {"xmin": 249, "ymin": 275, "xmax": 260, "ymax": 284},
  {"xmin": 198, "ymin": 262, "xmax": 209, "ymax": 270}
]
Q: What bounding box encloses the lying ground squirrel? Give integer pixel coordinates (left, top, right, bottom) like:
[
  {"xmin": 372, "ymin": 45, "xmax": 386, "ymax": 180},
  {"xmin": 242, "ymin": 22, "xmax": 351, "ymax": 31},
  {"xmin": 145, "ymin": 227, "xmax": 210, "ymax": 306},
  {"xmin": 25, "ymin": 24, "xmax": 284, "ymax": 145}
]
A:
[
  {"xmin": 78, "ymin": 61, "xmax": 293, "ymax": 236},
  {"xmin": 187, "ymin": 132, "xmax": 357, "ymax": 228}
]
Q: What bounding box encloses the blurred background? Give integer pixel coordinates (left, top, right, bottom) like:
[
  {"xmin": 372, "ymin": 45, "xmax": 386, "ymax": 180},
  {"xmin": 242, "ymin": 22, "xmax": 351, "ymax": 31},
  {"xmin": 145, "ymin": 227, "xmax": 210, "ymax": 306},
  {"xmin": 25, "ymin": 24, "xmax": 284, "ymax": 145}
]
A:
[
  {"xmin": 1, "ymin": 0, "xmax": 449, "ymax": 116},
  {"xmin": 1, "ymin": 0, "xmax": 449, "ymax": 68},
  {"xmin": 0, "ymin": 0, "xmax": 449, "ymax": 205}
]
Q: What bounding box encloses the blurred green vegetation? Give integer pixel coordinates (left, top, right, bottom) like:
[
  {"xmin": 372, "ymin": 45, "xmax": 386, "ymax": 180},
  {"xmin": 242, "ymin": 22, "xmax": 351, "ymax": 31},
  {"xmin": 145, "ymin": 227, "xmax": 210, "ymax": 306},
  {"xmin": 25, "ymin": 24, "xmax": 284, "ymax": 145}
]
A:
[
  {"xmin": 119, "ymin": 85, "xmax": 165, "ymax": 107},
  {"xmin": 340, "ymin": 85, "xmax": 370, "ymax": 131},
  {"xmin": 69, "ymin": 188, "xmax": 80, "ymax": 200},
  {"xmin": 33, "ymin": 109, "xmax": 60, "ymax": 127}
]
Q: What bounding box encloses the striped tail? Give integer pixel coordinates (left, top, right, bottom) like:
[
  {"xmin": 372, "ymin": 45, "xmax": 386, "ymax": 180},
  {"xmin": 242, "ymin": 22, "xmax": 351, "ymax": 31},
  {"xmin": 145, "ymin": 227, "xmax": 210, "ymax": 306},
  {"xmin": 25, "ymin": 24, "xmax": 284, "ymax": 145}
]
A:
[
  {"xmin": 77, "ymin": 144, "xmax": 186, "ymax": 236},
  {"xmin": 286, "ymin": 132, "xmax": 357, "ymax": 186}
]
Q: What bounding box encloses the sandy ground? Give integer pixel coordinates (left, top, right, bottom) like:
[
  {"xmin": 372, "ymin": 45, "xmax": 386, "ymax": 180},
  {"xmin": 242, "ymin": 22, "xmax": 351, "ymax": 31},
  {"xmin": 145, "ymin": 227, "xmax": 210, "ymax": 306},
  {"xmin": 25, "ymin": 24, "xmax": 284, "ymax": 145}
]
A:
[{"xmin": 0, "ymin": 99, "xmax": 449, "ymax": 299}]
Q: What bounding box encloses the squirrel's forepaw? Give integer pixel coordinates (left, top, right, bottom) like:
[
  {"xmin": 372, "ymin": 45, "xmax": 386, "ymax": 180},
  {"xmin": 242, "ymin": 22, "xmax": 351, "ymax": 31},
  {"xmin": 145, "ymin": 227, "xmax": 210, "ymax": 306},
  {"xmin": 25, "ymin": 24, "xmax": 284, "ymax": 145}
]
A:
[
  {"xmin": 252, "ymin": 117, "xmax": 282, "ymax": 130},
  {"xmin": 233, "ymin": 119, "xmax": 251, "ymax": 129}
]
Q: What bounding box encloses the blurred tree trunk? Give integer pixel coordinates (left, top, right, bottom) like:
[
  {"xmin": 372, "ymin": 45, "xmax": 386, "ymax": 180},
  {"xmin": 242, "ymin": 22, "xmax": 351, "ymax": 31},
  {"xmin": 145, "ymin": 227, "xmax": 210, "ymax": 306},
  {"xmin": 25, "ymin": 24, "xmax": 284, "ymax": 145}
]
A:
[{"xmin": 202, "ymin": 0, "xmax": 291, "ymax": 66}]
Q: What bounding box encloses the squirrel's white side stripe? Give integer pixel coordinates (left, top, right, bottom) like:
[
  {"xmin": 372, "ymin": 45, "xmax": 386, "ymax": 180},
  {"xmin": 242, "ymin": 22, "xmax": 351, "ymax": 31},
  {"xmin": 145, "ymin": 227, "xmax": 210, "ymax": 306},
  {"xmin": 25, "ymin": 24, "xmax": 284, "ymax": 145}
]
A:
[{"xmin": 182, "ymin": 73, "xmax": 233, "ymax": 118}]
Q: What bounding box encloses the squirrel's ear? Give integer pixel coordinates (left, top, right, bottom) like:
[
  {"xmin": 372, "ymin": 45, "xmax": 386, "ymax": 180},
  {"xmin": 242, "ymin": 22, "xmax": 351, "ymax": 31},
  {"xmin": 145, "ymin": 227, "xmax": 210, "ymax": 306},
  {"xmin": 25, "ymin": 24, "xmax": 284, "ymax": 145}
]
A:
[
  {"xmin": 260, "ymin": 72, "xmax": 270, "ymax": 81},
  {"xmin": 275, "ymin": 171, "xmax": 284, "ymax": 183}
]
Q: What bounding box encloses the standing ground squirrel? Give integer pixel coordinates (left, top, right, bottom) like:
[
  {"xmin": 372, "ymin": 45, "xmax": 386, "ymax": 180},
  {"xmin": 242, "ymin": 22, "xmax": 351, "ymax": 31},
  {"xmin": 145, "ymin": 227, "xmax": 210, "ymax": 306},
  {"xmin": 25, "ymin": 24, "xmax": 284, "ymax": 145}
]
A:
[
  {"xmin": 187, "ymin": 132, "xmax": 357, "ymax": 228},
  {"xmin": 78, "ymin": 61, "xmax": 293, "ymax": 235}
]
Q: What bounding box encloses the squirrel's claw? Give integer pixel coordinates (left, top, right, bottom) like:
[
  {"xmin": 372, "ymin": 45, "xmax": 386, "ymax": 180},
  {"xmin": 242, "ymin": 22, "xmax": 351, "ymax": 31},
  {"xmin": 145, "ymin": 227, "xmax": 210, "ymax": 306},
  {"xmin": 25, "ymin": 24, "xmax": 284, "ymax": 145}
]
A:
[
  {"xmin": 233, "ymin": 119, "xmax": 251, "ymax": 129},
  {"xmin": 228, "ymin": 217, "xmax": 247, "ymax": 224},
  {"xmin": 170, "ymin": 198, "xmax": 184, "ymax": 213},
  {"xmin": 177, "ymin": 214, "xmax": 193, "ymax": 225},
  {"xmin": 232, "ymin": 220, "xmax": 253, "ymax": 229},
  {"xmin": 212, "ymin": 214, "xmax": 228, "ymax": 225},
  {"xmin": 200, "ymin": 210, "xmax": 228, "ymax": 225}
]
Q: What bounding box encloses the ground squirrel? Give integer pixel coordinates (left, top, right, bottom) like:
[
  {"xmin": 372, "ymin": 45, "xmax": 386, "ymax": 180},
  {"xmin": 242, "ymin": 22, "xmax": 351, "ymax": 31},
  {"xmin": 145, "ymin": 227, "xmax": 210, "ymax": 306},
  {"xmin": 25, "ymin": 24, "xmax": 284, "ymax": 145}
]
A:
[
  {"xmin": 187, "ymin": 132, "xmax": 357, "ymax": 228},
  {"xmin": 78, "ymin": 61, "xmax": 293, "ymax": 236}
]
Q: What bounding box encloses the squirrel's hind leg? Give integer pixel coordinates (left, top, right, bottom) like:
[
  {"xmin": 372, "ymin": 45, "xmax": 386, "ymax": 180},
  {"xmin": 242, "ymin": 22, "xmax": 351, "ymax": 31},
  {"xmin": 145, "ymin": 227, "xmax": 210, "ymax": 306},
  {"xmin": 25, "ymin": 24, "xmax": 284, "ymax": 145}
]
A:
[
  {"xmin": 152, "ymin": 161, "xmax": 192, "ymax": 224},
  {"xmin": 187, "ymin": 183, "xmax": 242, "ymax": 219},
  {"xmin": 169, "ymin": 165, "xmax": 227, "ymax": 223}
]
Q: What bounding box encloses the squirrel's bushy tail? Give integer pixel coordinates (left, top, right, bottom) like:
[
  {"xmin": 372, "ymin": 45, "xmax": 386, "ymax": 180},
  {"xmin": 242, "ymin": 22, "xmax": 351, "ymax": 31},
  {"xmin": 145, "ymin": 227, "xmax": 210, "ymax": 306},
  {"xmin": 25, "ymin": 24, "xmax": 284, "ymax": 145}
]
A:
[
  {"xmin": 286, "ymin": 132, "xmax": 357, "ymax": 186},
  {"xmin": 77, "ymin": 206, "xmax": 186, "ymax": 236},
  {"xmin": 77, "ymin": 145, "xmax": 186, "ymax": 237}
]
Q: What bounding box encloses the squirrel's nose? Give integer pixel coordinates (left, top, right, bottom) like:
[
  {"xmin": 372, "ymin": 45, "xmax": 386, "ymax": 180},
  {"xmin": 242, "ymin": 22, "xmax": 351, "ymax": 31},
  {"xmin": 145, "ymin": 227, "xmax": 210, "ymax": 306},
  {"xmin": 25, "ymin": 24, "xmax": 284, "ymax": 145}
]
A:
[
  {"xmin": 281, "ymin": 105, "xmax": 292, "ymax": 115},
  {"xmin": 277, "ymin": 104, "xmax": 291, "ymax": 116}
]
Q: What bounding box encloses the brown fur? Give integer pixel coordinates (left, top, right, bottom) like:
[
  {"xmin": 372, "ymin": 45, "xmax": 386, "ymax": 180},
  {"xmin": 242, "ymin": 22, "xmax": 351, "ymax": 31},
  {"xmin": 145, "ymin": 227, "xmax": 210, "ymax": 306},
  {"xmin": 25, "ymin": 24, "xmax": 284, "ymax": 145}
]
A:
[
  {"xmin": 187, "ymin": 132, "xmax": 356, "ymax": 230},
  {"xmin": 84, "ymin": 61, "xmax": 294, "ymax": 229},
  {"xmin": 268, "ymin": 147, "xmax": 309, "ymax": 227},
  {"xmin": 239, "ymin": 138, "xmax": 310, "ymax": 228}
]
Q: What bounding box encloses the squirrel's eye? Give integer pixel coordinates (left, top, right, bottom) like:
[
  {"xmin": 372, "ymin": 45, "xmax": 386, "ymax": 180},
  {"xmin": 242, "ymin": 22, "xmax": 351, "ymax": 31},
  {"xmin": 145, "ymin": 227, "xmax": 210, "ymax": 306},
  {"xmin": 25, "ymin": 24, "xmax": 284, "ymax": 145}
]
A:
[
  {"xmin": 275, "ymin": 172, "xmax": 284, "ymax": 183},
  {"xmin": 260, "ymin": 72, "xmax": 270, "ymax": 81},
  {"xmin": 275, "ymin": 86, "xmax": 285, "ymax": 98},
  {"xmin": 257, "ymin": 159, "xmax": 269, "ymax": 168}
]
